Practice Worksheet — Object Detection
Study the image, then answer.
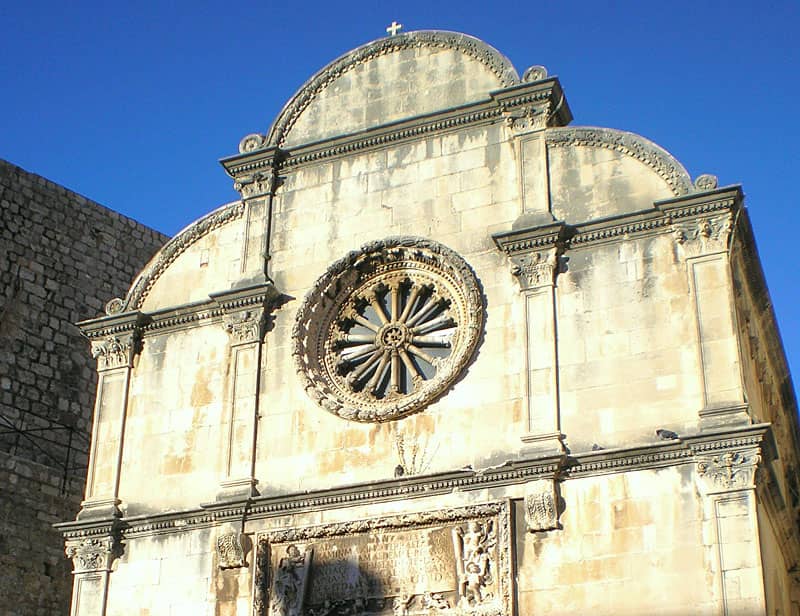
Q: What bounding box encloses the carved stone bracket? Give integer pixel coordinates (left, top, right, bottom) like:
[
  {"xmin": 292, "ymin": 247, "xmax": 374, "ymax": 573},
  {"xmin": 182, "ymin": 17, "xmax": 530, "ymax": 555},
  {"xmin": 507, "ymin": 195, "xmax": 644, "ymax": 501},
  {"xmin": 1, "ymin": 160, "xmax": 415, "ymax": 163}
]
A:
[
  {"xmin": 694, "ymin": 446, "xmax": 761, "ymax": 494},
  {"xmin": 216, "ymin": 528, "xmax": 246, "ymax": 569},
  {"xmin": 524, "ymin": 479, "xmax": 559, "ymax": 532},
  {"xmin": 492, "ymin": 221, "xmax": 571, "ymax": 291}
]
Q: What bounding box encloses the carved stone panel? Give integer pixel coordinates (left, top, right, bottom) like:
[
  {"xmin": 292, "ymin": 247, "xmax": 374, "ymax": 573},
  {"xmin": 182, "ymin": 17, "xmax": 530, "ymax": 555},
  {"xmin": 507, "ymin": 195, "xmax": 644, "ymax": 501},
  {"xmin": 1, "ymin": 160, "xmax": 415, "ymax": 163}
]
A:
[{"xmin": 254, "ymin": 502, "xmax": 512, "ymax": 616}]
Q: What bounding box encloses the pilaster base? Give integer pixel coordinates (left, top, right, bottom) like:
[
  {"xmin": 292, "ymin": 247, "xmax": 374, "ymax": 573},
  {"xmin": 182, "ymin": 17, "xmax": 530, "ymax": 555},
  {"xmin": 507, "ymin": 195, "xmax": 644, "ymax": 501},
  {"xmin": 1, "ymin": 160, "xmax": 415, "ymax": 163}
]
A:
[{"xmin": 521, "ymin": 431, "xmax": 567, "ymax": 457}]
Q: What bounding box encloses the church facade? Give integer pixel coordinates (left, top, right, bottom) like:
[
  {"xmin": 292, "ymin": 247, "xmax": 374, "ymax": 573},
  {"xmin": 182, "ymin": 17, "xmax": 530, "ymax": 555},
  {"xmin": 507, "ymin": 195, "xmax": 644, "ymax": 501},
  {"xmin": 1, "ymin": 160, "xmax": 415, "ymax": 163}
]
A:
[{"xmin": 58, "ymin": 31, "xmax": 800, "ymax": 615}]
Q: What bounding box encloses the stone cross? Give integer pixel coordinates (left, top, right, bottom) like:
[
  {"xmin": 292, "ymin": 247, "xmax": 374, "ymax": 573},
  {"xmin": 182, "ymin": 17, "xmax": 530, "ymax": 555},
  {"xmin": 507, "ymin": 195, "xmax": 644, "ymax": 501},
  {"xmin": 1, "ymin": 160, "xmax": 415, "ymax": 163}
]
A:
[{"xmin": 386, "ymin": 21, "xmax": 403, "ymax": 36}]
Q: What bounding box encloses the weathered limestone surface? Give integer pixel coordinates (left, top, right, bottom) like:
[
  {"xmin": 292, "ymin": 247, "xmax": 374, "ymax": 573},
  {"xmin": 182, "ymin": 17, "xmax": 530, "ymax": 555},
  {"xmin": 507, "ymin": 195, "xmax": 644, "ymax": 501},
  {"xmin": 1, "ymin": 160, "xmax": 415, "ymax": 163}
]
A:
[
  {"xmin": 58, "ymin": 31, "xmax": 800, "ymax": 616},
  {"xmin": 0, "ymin": 159, "xmax": 167, "ymax": 615}
]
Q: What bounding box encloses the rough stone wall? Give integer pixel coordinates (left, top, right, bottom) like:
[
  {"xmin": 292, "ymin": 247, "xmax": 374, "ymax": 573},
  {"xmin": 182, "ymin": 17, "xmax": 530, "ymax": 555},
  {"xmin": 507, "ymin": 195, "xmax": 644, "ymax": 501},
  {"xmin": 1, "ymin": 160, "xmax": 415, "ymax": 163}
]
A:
[{"xmin": 0, "ymin": 159, "xmax": 168, "ymax": 614}]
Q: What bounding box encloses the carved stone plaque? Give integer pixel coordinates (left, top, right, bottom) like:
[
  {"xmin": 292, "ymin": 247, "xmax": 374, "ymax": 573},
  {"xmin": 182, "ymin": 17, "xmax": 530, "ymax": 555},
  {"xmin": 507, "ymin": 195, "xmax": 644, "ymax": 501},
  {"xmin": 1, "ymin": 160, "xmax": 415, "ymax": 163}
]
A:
[{"xmin": 254, "ymin": 502, "xmax": 512, "ymax": 616}]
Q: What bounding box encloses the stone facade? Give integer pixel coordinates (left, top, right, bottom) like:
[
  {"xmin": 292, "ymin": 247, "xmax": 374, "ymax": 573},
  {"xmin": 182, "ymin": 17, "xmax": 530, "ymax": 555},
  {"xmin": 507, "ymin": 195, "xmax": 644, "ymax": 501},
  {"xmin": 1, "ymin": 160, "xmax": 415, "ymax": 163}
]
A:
[
  {"xmin": 59, "ymin": 31, "xmax": 800, "ymax": 615},
  {"xmin": 0, "ymin": 159, "xmax": 167, "ymax": 615}
]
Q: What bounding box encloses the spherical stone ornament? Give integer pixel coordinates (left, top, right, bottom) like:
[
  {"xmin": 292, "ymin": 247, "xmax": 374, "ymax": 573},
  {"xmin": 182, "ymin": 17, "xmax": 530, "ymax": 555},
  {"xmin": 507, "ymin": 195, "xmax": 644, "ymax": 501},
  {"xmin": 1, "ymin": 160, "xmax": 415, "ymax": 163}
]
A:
[{"xmin": 293, "ymin": 237, "xmax": 485, "ymax": 422}]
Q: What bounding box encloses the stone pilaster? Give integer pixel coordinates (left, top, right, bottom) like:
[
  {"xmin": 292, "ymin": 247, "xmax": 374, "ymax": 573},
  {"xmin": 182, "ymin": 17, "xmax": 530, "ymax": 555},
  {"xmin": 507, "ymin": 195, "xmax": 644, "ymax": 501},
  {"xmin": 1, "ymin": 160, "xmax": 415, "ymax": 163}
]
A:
[
  {"xmin": 492, "ymin": 73, "xmax": 571, "ymax": 227},
  {"xmin": 77, "ymin": 311, "xmax": 146, "ymax": 520},
  {"xmin": 210, "ymin": 283, "xmax": 279, "ymax": 500},
  {"xmin": 659, "ymin": 185, "xmax": 748, "ymax": 429},
  {"xmin": 693, "ymin": 441, "xmax": 766, "ymax": 615},
  {"xmin": 493, "ymin": 222, "xmax": 571, "ymax": 455}
]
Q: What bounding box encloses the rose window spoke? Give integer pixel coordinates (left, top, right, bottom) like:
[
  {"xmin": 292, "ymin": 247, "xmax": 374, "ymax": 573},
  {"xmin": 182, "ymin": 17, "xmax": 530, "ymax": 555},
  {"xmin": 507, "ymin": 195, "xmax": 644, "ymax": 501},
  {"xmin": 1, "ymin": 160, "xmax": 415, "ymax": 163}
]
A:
[{"xmin": 334, "ymin": 280, "xmax": 456, "ymax": 399}]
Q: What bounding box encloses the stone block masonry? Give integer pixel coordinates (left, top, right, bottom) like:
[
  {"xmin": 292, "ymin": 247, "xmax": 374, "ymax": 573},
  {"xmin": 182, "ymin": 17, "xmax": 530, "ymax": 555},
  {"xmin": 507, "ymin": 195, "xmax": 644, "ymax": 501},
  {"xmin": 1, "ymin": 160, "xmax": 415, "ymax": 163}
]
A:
[{"xmin": 0, "ymin": 159, "xmax": 168, "ymax": 614}]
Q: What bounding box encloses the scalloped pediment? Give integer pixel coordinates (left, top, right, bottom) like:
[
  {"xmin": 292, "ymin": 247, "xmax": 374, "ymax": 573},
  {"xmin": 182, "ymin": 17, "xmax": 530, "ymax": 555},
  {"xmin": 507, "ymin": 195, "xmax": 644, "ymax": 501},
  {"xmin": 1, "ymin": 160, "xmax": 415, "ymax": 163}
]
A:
[{"xmin": 269, "ymin": 31, "xmax": 519, "ymax": 148}]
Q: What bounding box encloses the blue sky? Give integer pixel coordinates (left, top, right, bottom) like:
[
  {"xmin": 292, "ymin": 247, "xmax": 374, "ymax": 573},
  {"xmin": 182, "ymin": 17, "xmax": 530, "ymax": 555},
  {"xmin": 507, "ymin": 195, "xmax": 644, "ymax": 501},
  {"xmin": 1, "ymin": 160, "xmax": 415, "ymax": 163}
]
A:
[{"xmin": 2, "ymin": 1, "xmax": 799, "ymax": 391}]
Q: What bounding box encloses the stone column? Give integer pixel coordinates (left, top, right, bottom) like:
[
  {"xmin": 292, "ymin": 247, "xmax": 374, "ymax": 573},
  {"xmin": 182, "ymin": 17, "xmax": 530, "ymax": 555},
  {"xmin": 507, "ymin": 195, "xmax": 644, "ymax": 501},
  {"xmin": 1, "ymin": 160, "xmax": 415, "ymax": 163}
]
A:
[
  {"xmin": 77, "ymin": 311, "xmax": 145, "ymax": 520},
  {"xmin": 210, "ymin": 284, "xmax": 278, "ymax": 500},
  {"xmin": 694, "ymin": 443, "xmax": 766, "ymax": 615},
  {"xmin": 664, "ymin": 185, "xmax": 748, "ymax": 428},
  {"xmin": 493, "ymin": 222, "xmax": 570, "ymax": 455}
]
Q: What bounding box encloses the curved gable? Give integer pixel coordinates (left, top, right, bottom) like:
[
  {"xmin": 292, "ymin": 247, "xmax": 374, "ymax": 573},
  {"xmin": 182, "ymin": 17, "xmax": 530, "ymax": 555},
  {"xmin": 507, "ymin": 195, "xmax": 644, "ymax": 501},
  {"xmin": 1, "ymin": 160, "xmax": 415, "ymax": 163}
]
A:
[
  {"xmin": 546, "ymin": 126, "xmax": 693, "ymax": 221},
  {"xmin": 268, "ymin": 31, "xmax": 519, "ymax": 148}
]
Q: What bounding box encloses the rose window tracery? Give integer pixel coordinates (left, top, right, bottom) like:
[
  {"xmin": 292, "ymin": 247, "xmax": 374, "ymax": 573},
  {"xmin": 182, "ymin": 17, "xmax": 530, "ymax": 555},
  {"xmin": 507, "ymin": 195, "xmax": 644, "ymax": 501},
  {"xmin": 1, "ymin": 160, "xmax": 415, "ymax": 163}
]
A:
[{"xmin": 293, "ymin": 237, "xmax": 484, "ymax": 422}]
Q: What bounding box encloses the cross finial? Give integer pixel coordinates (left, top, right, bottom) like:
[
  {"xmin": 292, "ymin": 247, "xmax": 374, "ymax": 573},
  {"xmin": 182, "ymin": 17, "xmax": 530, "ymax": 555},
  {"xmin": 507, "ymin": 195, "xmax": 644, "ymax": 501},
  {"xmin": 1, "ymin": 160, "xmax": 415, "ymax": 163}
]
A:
[{"xmin": 386, "ymin": 21, "xmax": 403, "ymax": 36}]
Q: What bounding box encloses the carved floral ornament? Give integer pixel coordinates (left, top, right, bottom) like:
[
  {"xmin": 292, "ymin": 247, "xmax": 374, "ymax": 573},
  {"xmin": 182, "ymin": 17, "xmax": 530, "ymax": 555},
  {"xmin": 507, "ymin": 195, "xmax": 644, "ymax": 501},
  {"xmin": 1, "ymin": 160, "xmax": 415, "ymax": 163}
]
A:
[
  {"xmin": 65, "ymin": 535, "xmax": 122, "ymax": 573},
  {"xmin": 293, "ymin": 237, "xmax": 484, "ymax": 422},
  {"xmin": 695, "ymin": 447, "xmax": 761, "ymax": 494},
  {"xmin": 90, "ymin": 332, "xmax": 139, "ymax": 371}
]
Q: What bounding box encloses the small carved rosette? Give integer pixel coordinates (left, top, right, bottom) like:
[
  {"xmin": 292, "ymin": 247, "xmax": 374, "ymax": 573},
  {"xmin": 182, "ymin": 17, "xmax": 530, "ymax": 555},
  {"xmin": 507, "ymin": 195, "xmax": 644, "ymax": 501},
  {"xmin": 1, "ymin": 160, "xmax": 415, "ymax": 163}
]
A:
[{"xmin": 293, "ymin": 237, "xmax": 484, "ymax": 422}]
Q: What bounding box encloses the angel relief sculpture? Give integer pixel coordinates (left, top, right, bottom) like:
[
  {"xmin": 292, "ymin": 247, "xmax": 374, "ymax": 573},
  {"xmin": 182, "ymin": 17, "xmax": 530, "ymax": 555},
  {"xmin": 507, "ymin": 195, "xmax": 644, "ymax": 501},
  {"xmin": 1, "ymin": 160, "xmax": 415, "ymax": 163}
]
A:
[
  {"xmin": 270, "ymin": 544, "xmax": 312, "ymax": 616},
  {"xmin": 451, "ymin": 521, "xmax": 496, "ymax": 609}
]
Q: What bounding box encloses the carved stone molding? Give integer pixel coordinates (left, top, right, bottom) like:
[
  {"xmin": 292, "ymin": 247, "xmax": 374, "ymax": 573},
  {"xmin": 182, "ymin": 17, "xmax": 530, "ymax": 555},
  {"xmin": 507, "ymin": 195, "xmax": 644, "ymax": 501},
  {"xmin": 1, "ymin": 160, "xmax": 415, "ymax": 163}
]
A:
[
  {"xmin": 694, "ymin": 447, "xmax": 761, "ymax": 494},
  {"xmin": 222, "ymin": 308, "xmax": 266, "ymax": 346},
  {"xmin": 546, "ymin": 126, "xmax": 693, "ymax": 197},
  {"xmin": 216, "ymin": 529, "xmax": 246, "ymax": 569},
  {"xmin": 524, "ymin": 479, "xmax": 559, "ymax": 532},
  {"xmin": 293, "ymin": 236, "xmax": 484, "ymax": 423},
  {"xmin": 672, "ymin": 213, "xmax": 734, "ymax": 257},
  {"xmin": 90, "ymin": 332, "xmax": 140, "ymax": 371},
  {"xmin": 265, "ymin": 30, "xmax": 520, "ymax": 148},
  {"xmin": 253, "ymin": 501, "xmax": 513, "ymax": 616},
  {"xmin": 693, "ymin": 174, "xmax": 719, "ymax": 192},
  {"xmin": 493, "ymin": 221, "xmax": 570, "ymax": 291},
  {"xmin": 522, "ymin": 65, "xmax": 548, "ymax": 82},
  {"xmin": 65, "ymin": 533, "xmax": 122, "ymax": 574},
  {"xmin": 509, "ymin": 248, "xmax": 559, "ymax": 290}
]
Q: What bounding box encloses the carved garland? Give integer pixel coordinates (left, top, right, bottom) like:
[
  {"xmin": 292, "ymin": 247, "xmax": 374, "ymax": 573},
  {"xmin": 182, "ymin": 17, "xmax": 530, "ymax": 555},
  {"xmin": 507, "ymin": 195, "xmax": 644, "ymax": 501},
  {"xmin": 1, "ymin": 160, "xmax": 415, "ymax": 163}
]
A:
[
  {"xmin": 266, "ymin": 31, "xmax": 519, "ymax": 148},
  {"xmin": 253, "ymin": 501, "xmax": 512, "ymax": 616},
  {"xmin": 293, "ymin": 237, "xmax": 484, "ymax": 422},
  {"xmin": 546, "ymin": 127, "xmax": 693, "ymax": 197}
]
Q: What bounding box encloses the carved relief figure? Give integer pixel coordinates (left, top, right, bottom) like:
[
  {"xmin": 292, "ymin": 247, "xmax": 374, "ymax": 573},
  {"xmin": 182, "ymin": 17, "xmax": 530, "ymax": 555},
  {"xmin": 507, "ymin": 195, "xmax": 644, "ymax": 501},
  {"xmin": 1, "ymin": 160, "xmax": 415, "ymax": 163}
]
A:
[
  {"xmin": 271, "ymin": 544, "xmax": 311, "ymax": 616},
  {"xmin": 451, "ymin": 520, "xmax": 496, "ymax": 608}
]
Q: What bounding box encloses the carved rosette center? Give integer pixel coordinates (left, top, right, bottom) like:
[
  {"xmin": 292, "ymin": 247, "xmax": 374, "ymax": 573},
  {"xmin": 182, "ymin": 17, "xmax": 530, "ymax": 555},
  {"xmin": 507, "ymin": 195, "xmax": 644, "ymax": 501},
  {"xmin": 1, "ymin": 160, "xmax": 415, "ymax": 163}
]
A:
[{"xmin": 294, "ymin": 237, "xmax": 484, "ymax": 422}]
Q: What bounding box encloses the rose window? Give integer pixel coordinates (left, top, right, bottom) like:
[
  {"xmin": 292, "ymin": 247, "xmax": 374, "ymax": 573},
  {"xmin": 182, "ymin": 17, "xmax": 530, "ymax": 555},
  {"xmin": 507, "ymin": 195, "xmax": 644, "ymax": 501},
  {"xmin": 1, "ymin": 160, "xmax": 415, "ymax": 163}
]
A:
[{"xmin": 293, "ymin": 237, "xmax": 484, "ymax": 422}]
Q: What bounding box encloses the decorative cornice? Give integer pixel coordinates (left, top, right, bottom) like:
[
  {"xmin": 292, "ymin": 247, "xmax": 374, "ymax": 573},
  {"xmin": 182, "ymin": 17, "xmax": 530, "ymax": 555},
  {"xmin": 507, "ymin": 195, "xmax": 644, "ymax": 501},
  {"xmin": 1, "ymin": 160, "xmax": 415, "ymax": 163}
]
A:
[
  {"xmin": 265, "ymin": 30, "xmax": 520, "ymax": 148},
  {"xmin": 57, "ymin": 425, "xmax": 771, "ymax": 540},
  {"xmin": 220, "ymin": 79, "xmax": 568, "ymax": 180},
  {"xmin": 546, "ymin": 126, "xmax": 693, "ymax": 197},
  {"xmin": 79, "ymin": 283, "xmax": 280, "ymax": 341},
  {"xmin": 61, "ymin": 518, "xmax": 124, "ymax": 574}
]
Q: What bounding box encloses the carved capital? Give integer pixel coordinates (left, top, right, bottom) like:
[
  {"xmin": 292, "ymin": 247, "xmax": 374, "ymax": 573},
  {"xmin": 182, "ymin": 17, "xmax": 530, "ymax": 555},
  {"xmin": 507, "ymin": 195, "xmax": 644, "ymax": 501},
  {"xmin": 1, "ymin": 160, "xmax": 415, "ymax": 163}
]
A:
[
  {"xmin": 234, "ymin": 169, "xmax": 277, "ymax": 199},
  {"xmin": 510, "ymin": 247, "xmax": 559, "ymax": 290},
  {"xmin": 504, "ymin": 101, "xmax": 553, "ymax": 134},
  {"xmin": 695, "ymin": 447, "xmax": 761, "ymax": 494},
  {"xmin": 672, "ymin": 213, "xmax": 733, "ymax": 257},
  {"xmin": 524, "ymin": 479, "xmax": 559, "ymax": 532},
  {"xmin": 65, "ymin": 534, "xmax": 122, "ymax": 573},
  {"xmin": 223, "ymin": 308, "xmax": 266, "ymax": 345},
  {"xmin": 90, "ymin": 332, "xmax": 140, "ymax": 371},
  {"xmin": 216, "ymin": 529, "xmax": 246, "ymax": 569}
]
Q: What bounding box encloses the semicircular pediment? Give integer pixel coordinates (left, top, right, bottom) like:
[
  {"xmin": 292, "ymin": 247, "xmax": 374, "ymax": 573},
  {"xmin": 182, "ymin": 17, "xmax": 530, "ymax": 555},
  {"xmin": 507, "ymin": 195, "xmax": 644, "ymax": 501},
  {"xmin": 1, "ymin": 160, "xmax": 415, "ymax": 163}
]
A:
[{"xmin": 266, "ymin": 30, "xmax": 520, "ymax": 149}]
